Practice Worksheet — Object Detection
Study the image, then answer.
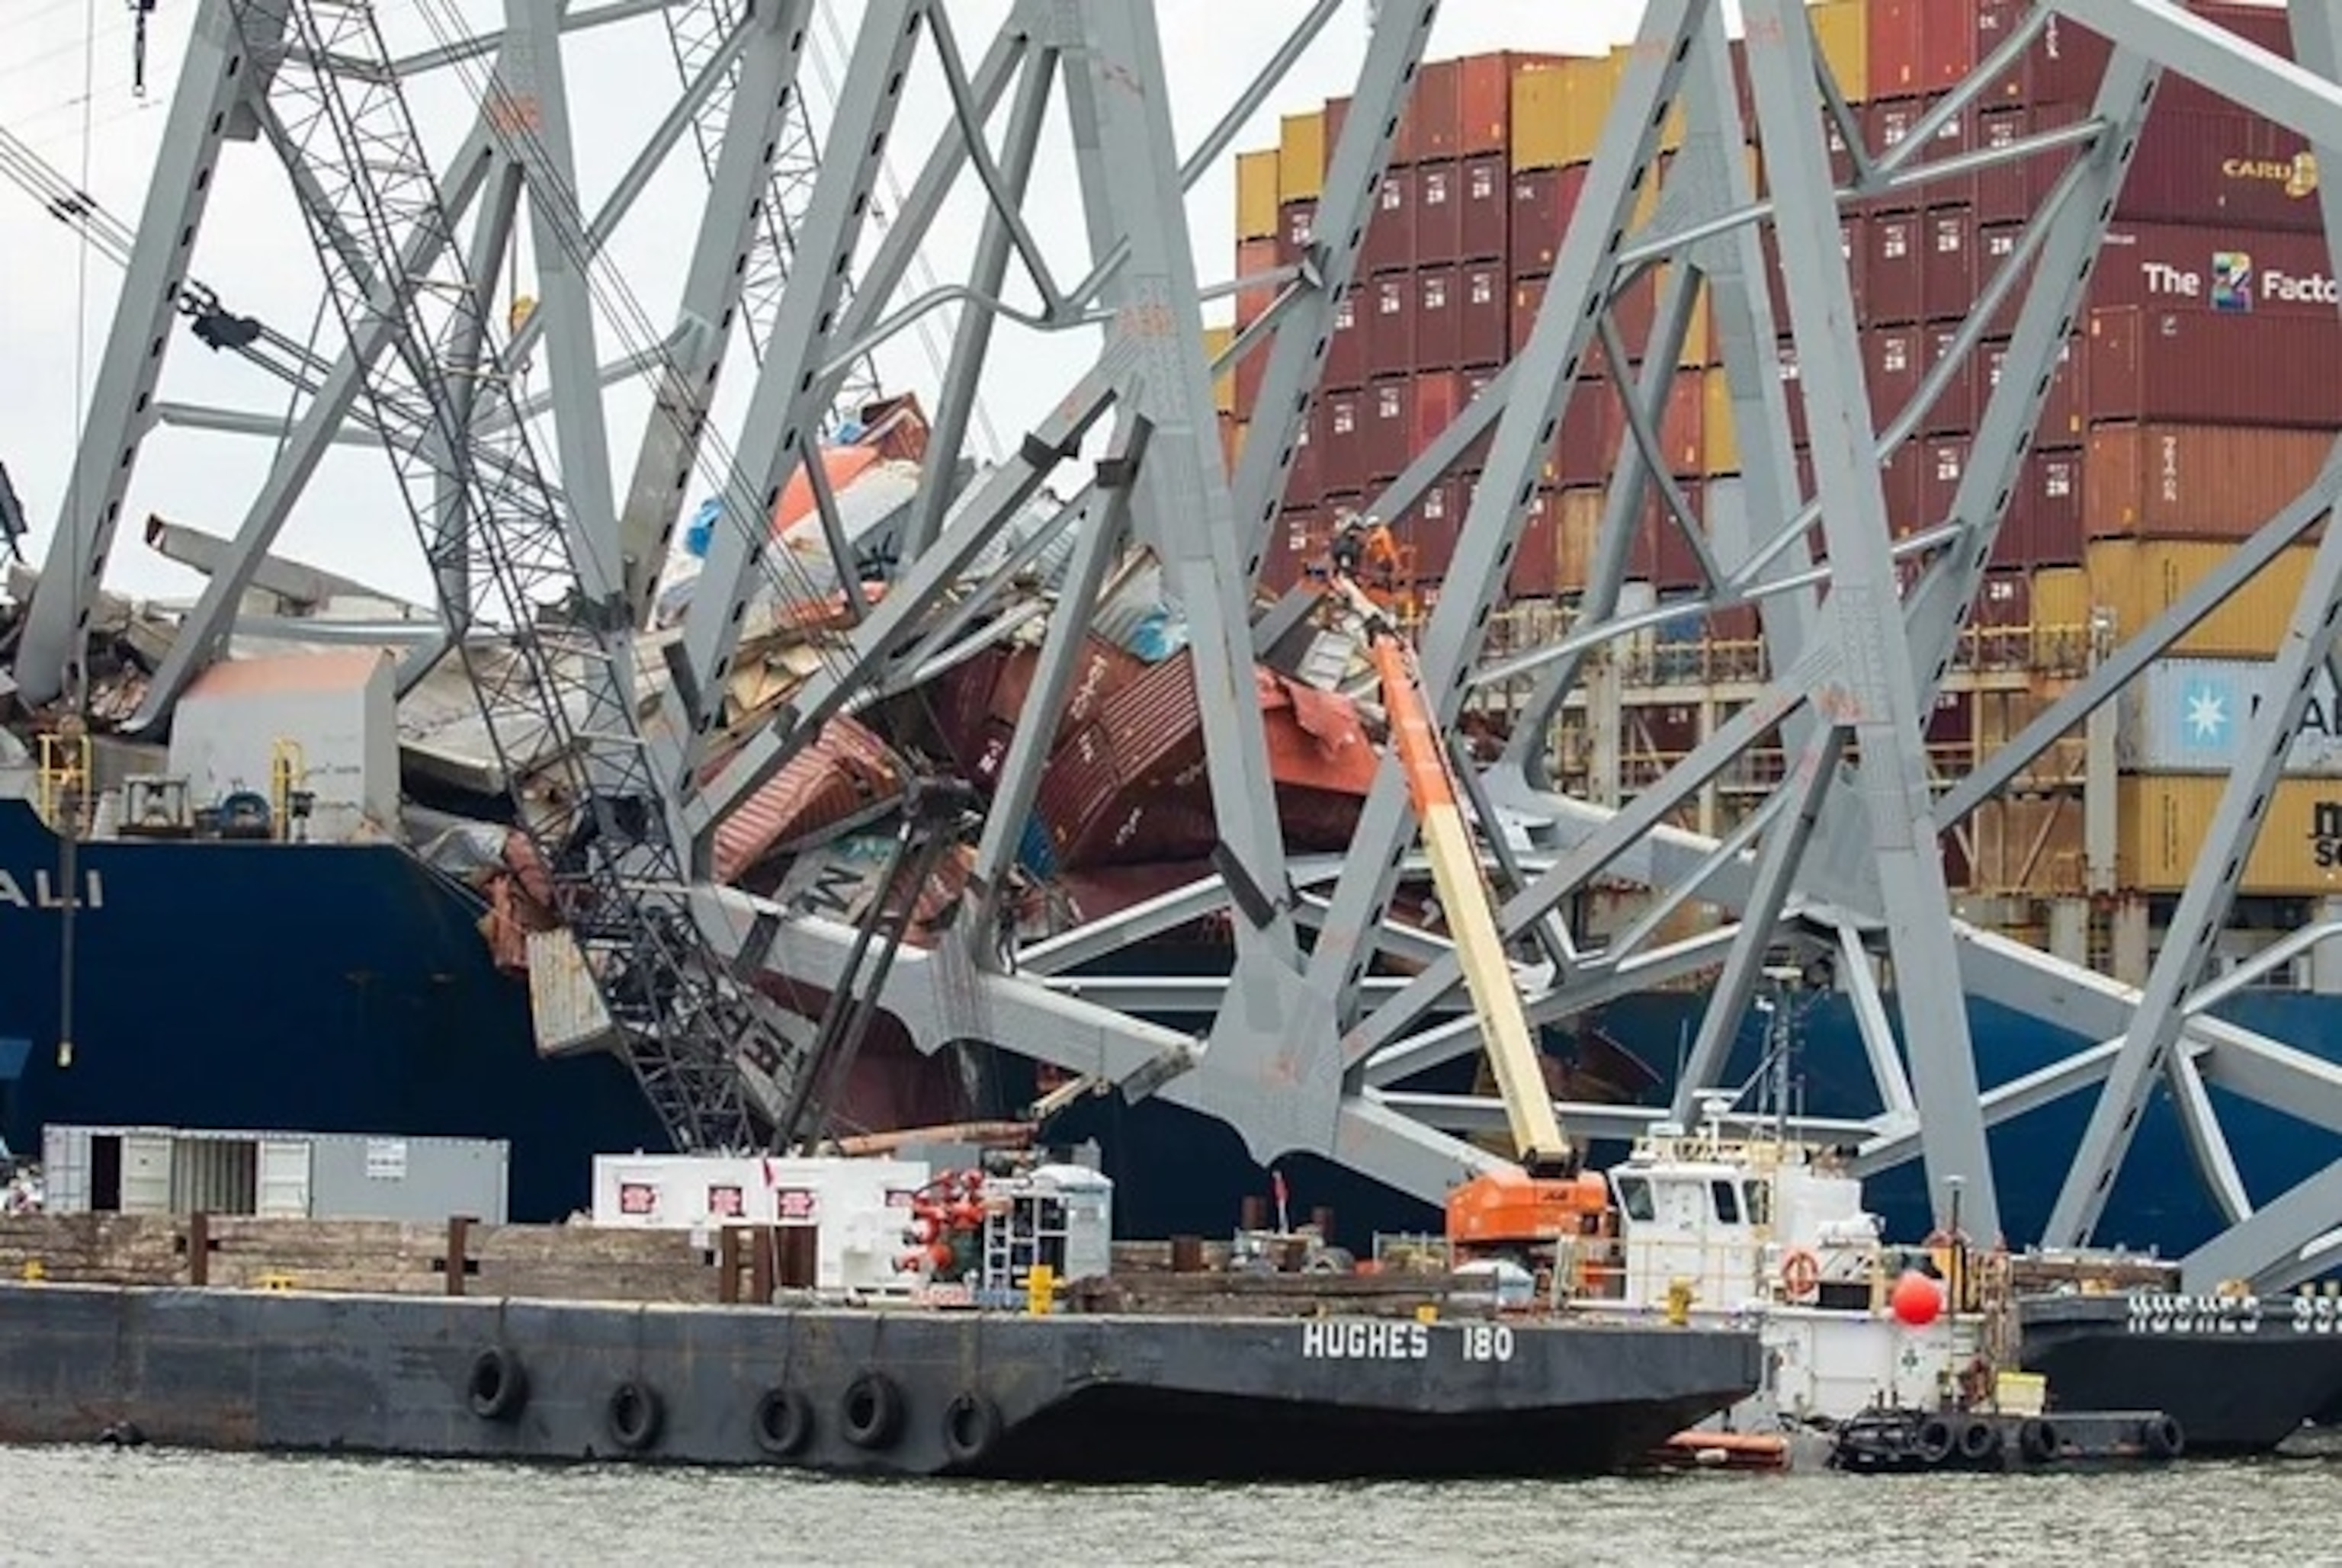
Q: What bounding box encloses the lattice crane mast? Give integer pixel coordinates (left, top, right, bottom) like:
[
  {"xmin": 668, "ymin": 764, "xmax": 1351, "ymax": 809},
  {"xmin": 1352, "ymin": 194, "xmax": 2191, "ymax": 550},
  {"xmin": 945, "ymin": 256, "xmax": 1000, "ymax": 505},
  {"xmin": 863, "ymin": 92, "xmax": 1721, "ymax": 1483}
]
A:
[{"xmin": 221, "ymin": 0, "xmax": 817, "ymax": 1155}]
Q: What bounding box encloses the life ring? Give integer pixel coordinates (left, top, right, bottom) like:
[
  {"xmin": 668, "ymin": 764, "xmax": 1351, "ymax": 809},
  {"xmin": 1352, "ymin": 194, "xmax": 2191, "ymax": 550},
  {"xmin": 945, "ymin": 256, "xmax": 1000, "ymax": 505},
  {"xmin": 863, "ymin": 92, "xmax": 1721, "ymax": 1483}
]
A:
[
  {"xmin": 467, "ymin": 1346, "xmax": 528, "ymax": 1422},
  {"xmin": 839, "ymin": 1371, "xmax": 904, "ymax": 1451},
  {"xmin": 753, "ymin": 1387, "xmax": 813, "ymax": 1458},
  {"xmin": 941, "ymin": 1391, "xmax": 1001, "ymax": 1467},
  {"xmin": 605, "ymin": 1380, "xmax": 663, "ymax": 1452},
  {"xmin": 1779, "ymin": 1247, "xmax": 1823, "ymax": 1303}
]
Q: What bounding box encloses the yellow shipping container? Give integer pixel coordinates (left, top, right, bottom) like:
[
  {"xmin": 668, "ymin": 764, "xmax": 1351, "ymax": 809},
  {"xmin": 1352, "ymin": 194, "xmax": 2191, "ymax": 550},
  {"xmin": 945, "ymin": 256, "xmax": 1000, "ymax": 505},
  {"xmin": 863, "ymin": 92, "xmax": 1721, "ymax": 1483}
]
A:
[
  {"xmin": 2084, "ymin": 540, "xmax": 2318, "ymax": 660},
  {"xmin": 1701, "ymin": 369, "xmax": 1738, "ymax": 476},
  {"xmin": 1236, "ymin": 149, "xmax": 1280, "ymax": 242},
  {"xmin": 1609, "ymin": 46, "xmax": 1689, "ymax": 156},
  {"xmin": 1204, "ymin": 324, "xmax": 1236, "ymax": 415},
  {"xmin": 1811, "ymin": 0, "xmax": 1872, "ymax": 106},
  {"xmin": 2031, "ymin": 565, "xmax": 2092, "ymax": 668},
  {"xmin": 2119, "ymin": 776, "xmax": 2342, "ymax": 896},
  {"xmin": 1513, "ymin": 54, "xmax": 1619, "ymax": 172},
  {"xmin": 1278, "ymin": 111, "xmax": 1326, "ymax": 204}
]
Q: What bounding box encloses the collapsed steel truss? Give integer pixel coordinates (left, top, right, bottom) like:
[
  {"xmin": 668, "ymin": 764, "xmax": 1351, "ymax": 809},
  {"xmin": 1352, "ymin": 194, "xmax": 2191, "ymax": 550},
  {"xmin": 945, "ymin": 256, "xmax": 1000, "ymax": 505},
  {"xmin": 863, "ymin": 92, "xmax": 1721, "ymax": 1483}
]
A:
[{"xmin": 25, "ymin": 0, "xmax": 2342, "ymax": 1289}]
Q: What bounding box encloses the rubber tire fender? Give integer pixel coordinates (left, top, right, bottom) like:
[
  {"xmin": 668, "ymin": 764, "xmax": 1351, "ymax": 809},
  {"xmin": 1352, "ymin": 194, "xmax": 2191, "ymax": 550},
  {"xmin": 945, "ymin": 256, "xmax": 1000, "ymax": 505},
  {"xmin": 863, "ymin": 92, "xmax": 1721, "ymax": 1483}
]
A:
[
  {"xmin": 942, "ymin": 1391, "xmax": 1002, "ymax": 1467},
  {"xmin": 839, "ymin": 1370, "xmax": 904, "ymax": 1451},
  {"xmin": 605, "ymin": 1380, "xmax": 663, "ymax": 1452},
  {"xmin": 2019, "ymin": 1417, "xmax": 2059, "ymax": 1464},
  {"xmin": 753, "ymin": 1387, "xmax": 813, "ymax": 1459},
  {"xmin": 1957, "ymin": 1417, "xmax": 2001, "ymax": 1463},
  {"xmin": 1914, "ymin": 1416, "xmax": 1955, "ymax": 1464},
  {"xmin": 2143, "ymin": 1415, "xmax": 2185, "ymax": 1461},
  {"xmin": 467, "ymin": 1346, "xmax": 528, "ymax": 1423}
]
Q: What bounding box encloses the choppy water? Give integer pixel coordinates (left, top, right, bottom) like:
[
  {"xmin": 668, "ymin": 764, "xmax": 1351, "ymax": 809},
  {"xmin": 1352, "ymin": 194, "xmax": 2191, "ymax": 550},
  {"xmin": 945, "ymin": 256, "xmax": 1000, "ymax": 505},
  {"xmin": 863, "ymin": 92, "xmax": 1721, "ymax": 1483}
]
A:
[{"xmin": 6, "ymin": 1444, "xmax": 2342, "ymax": 1568}]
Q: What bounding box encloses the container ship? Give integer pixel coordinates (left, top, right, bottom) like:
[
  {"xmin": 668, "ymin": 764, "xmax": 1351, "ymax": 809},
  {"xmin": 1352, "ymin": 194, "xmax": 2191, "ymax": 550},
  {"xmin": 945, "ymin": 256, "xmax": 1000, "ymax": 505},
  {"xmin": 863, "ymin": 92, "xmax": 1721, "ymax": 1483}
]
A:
[{"xmin": 6, "ymin": 0, "xmax": 2342, "ymax": 1257}]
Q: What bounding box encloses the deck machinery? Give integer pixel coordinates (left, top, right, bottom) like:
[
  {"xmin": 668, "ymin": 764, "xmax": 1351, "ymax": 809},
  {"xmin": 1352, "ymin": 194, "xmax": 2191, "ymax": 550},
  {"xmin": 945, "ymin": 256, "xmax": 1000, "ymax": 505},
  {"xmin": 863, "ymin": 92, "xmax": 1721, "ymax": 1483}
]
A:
[{"xmin": 20, "ymin": 0, "xmax": 2342, "ymax": 1291}]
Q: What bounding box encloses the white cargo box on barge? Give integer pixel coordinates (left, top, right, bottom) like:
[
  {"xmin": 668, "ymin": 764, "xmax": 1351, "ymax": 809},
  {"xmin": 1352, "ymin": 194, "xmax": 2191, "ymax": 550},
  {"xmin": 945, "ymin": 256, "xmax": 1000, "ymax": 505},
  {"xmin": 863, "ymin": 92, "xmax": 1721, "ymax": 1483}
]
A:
[
  {"xmin": 589, "ymin": 1153, "xmax": 929, "ymax": 1294},
  {"xmin": 40, "ymin": 1124, "xmax": 509, "ymax": 1223}
]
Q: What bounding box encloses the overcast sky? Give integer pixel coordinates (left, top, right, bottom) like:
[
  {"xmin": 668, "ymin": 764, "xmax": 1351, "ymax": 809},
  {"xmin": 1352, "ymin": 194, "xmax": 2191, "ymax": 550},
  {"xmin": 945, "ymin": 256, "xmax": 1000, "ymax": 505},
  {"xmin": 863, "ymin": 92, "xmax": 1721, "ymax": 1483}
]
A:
[{"xmin": 0, "ymin": 1, "xmax": 1658, "ymax": 608}]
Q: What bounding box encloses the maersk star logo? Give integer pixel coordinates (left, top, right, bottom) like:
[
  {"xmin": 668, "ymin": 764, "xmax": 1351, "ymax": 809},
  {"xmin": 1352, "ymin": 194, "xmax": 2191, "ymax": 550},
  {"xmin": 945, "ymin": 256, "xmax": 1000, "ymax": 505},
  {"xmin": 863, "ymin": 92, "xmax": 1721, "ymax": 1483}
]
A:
[{"xmin": 2184, "ymin": 682, "xmax": 2230, "ymax": 746}]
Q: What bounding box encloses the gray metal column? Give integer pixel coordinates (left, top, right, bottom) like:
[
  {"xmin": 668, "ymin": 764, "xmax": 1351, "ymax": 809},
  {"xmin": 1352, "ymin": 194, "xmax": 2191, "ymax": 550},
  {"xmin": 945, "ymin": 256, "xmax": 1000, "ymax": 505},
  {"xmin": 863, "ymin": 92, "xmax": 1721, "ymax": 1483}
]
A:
[
  {"xmin": 1744, "ymin": 0, "xmax": 1997, "ymax": 1239},
  {"xmin": 14, "ymin": 0, "xmax": 287, "ymax": 706}
]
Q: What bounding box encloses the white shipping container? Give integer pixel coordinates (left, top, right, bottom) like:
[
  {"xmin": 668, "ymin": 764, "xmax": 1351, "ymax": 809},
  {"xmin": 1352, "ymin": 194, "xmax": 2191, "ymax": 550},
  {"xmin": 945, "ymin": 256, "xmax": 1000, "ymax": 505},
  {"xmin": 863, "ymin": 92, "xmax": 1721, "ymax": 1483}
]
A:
[
  {"xmin": 527, "ymin": 928, "xmax": 615, "ymax": 1057},
  {"xmin": 35, "ymin": 1124, "xmax": 509, "ymax": 1222},
  {"xmin": 591, "ymin": 1153, "xmax": 929, "ymax": 1294},
  {"xmin": 2120, "ymin": 659, "xmax": 2342, "ymax": 774},
  {"xmin": 168, "ymin": 650, "xmax": 401, "ymax": 844}
]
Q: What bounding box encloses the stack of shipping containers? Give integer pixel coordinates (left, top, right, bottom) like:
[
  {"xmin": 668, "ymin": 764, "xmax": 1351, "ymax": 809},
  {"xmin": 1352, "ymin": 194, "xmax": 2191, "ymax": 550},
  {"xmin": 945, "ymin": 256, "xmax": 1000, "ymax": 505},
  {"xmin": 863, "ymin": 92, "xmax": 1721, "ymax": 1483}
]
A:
[{"xmin": 1227, "ymin": 0, "xmax": 2342, "ymax": 911}]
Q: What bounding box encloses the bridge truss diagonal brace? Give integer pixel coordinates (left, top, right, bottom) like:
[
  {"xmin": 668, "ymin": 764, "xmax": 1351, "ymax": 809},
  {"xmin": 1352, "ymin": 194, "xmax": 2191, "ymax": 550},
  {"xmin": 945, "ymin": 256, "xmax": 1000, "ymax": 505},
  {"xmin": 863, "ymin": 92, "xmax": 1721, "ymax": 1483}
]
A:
[
  {"xmin": 2044, "ymin": 0, "xmax": 2342, "ymax": 1251},
  {"xmin": 1745, "ymin": 0, "xmax": 1995, "ymax": 1240}
]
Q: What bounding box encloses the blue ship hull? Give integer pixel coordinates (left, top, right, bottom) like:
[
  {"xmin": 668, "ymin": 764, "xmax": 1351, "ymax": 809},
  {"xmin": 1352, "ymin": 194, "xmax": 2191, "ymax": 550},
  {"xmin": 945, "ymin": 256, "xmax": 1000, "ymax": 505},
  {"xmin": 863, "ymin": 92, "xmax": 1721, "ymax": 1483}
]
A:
[{"xmin": 4, "ymin": 798, "xmax": 2337, "ymax": 1253}]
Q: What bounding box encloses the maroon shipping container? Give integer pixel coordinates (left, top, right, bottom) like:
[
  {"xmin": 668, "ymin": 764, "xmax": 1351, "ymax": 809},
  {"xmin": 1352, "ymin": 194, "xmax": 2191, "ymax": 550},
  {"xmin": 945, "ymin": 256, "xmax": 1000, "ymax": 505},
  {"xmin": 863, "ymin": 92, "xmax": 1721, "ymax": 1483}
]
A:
[
  {"xmin": 1460, "ymin": 153, "xmax": 1509, "ymax": 261},
  {"xmin": 1398, "ymin": 57, "xmax": 1461, "ymax": 165},
  {"xmin": 1323, "ymin": 95, "xmax": 1350, "ymax": 168},
  {"xmin": 2087, "ymin": 305, "xmax": 2342, "ymax": 427},
  {"xmin": 1414, "ymin": 368, "xmax": 1462, "ymax": 454},
  {"xmin": 1869, "ymin": 2, "xmax": 1927, "ymax": 101},
  {"xmin": 1511, "ymin": 275, "xmax": 1547, "ymax": 361},
  {"xmin": 1365, "ymin": 165, "xmax": 1416, "ymax": 274},
  {"xmin": 1925, "ymin": 328, "xmax": 1981, "ymax": 437},
  {"xmin": 1461, "ymin": 367, "xmax": 1500, "ymax": 471},
  {"xmin": 1367, "ymin": 271, "xmax": 1416, "ymax": 378},
  {"xmin": 1776, "ymin": 340, "xmax": 1812, "ymax": 449},
  {"xmin": 1978, "ymin": 221, "xmax": 2025, "ymax": 338},
  {"xmin": 2093, "ymin": 223, "xmax": 2342, "ymax": 315},
  {"xmin": 1922, "ymin": 0, "xmax": 1981, "ymax": 89},
  {"xmin": 1917, "ymin": 97, "xmax": 1981, "ymax": 212},
  {"xmin": 1415, "ymin": 160, "xmax": 1464, "ymax": 266},
  {"xmin": 1866, "ymin": 211, "xmax": 1924, "ymax": 323},
  {"xmin": 1459, "ymin": 54, "xmax": 1530, "ymax": 157},
  {"xmin": 1320, "ymin": 389, "xmax": 1366, "ymax": 494},
  {"xmin": 1276, "ymin": 200, "xmax": 1316, "ymax": 270},
  {"xmin": 1646, "ymin": 483, "xmax": 1706, "ymax": 591},
  {"xmin": 1926, "ymin": 689, "xmax": 1975, "ymax": 748},
  {"xmin": 1365, "ymin": 374, "xmax": 1413, "ymax": 480},
  {"xmin": 1661, "ymin": 374, "xmax": 1705, "ymax": 479},
  {"xmin": 1235, "ymin": 236, "xmax": 1278, "ymax": 329},
  {"xmin": 1459, "ymin": 262, "xmax": 1509, "ymax": 367},
  {"xmin": 2121, "ymin": 109, "xmax": 2325, "ymax": 234},
  {"xmin": 1763, "ymin": 215, "xmax": 1869, "ymax": 333},
  {"xmin": 1975, "ymin": 102, "xmax": 2083, "ymax": 226},
  {"xmin": 1918, "ymin": 435, "xmax": 1971, "ymax": 532},
  {"xmin": 1870, "ymin": 98, "xmax": 1925, "ymax": 190},
  {"xmin": 1973, "ymin": 566, "xmax": 2032, "ymax": 630},
  {"xmin": 1882, "ymin": 441, "xmax": 1924, "ymax": 529},
  {"xmin": 1262, "ymin": 504, "xmax": 1320, "ymax": 593},
  {"xmin": 1553, "ymin": 381, "xmax": 1619, "ymax": 487},
  {"xmin": 1509, "ymin": 165, "xmax": 1576, "ymax": 281},
  {"xmin": 1923, "ymin": 205, "xmax": 1978, "ymax": 325},
  {"xmin": 1509, "ymin": 486, "xmax": 1560, "ymax": 599},
  {"xmin": 2013, "ymin": 3, "xmax": 2292, "ymax": 113},
  {"xmin": 1325, "ymin": 285, "xmax": 1367, "ymax": 390},
  {"xmin": 1994, "ymin": 446, "xmax": 2079, "ymax": 566},
  {"xmin": 1416, "ymin": 265, "xmax": 1461, "ymax": 367},
  {"xmin": 1866, "ymin": 325, "xmax": 1926, "ymax": 431},
  {"xmin": 1404, "ymin": 476, "xmax": 1461, "ymax": 582},
  {"xmin": 1285, "ymin": 406, "xmax": 1323, "ymax": 506},
  {"xmin": 1982, "ymin": 335, "xmax": 2087, "ymax": 447}
]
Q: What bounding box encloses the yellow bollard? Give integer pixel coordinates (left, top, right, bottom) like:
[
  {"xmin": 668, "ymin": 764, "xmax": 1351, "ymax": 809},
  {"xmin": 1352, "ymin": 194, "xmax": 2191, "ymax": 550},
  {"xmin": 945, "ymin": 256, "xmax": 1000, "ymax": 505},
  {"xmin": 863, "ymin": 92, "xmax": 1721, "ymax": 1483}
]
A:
[
  {"xmin": 21, "ymin": 1259, "xmax": 47, "ymax": 1282},
  {"xmin": 1025, "ymin": 1263, "xmax": 1054, "ymax": 1316},
  {"xmin": 1665, "ymin": 1278, "xmax": 1694, "ymax": 1326}
]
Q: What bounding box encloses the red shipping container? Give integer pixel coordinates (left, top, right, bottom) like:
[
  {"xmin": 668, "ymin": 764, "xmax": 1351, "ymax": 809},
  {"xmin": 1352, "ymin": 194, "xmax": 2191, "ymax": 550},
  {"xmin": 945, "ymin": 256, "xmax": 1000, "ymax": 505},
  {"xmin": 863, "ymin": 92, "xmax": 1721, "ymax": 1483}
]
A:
[
  {"xmin": 1973, "ymin": 566, "xmax": 2032, "ymax": 632},
  {"xmin": 1882, "ymin": 441, "xmax": 1924, "ymax": 529},
  {"xmin": 1285, "ymin": 405, "xmax": 1324, "ymax": 506},
  {"xmin": 1416, "ymin": 265, "xmax": 1461, "ymax": 367},
  {"xmin": 1922, "ymin": 205, "xmax": 1978, "ymax": 325},
  {"xmin": 1869, "ymin": 5, "xmax": 1927, "ymax": 104},
  {"xmin": 1511, "ymin": 275, "xmax": 1547, "ymax": 361},
  {"xmin": 1415, "ymin": 160, "xmax": 1464, "ymax": 266},
  {"xmin": 1975, "ymin": 107, "xmax": 2027, "ymax": 226},
  {"xmin": 1365, "ymin": 375, "xmax": 1413, "ymax": 481},
  {"xmin": 1458, "ymin": 55, "xmax": 1526, "ymax": 158},
  {"xmin": 1918, "ymin": 435, "xmax": 1971, "ymax": 533},
  {"xmin": 2015, "ymin": 4, "xmax": 2291, "ymax": 113},
  {"xmin": 1922, "ymin": 0, "xmax": 1980, "ymax": 88},
  {"xmin": 1367, "ymin": 271, "xmax": 1416, "ymax": 378},
  {"xmin": 1235, "ymin": 236, "xmax": 1278, "ymax": 329},
  {"xmin": 1553, "ymin": 381, "xmax": 1619, "ymax": 487},
  {"xmin": 1866, "ymin": 325, "xmax": 1926, "ymax": 431},
  {"xmin": 1924, "ymin": 327, "xmax": 1981, "ymax": 438},
  {"xmin": 2087, "ymin": 305, "xmax": 2342, "ymax": 427},
  {"xmin": 1660, "ymin": 374, "xmax": 1705, "ymax": 479},
  {"xmin": 2120, "ymin": 109, "xmax": 2325, "ymax": 235},
  {"xmin": 1276, "ymin": 200, "xmax": 1316, "ymax": 270},
  {"xmin": 1235, "ymin": 347, "xmax": 1265, "ymax": 424},
  {"xmin": 2093, "ymin": 223, "xmax": 2342, "ymax": 316},
  {"xmin": 1365, "ymin": 165, "xmax": 1416, "ymax": 273},
  {"xmin": 1414, "ymin": 369, "xmax": 1462, "ymax": 456},
  {"xmin": 1508, "ymin": 486, "xmax": 1560, "ymax": 599},
  {"xmin": 1763, "ymin": 215, "xmax": 1869, "ymax": 334},
  {"xmin": 1866, "ymin": 212, "xmax": 1924, "ymax": 323},
  {"xmin": 1916, "ymin": 97, "xmax": 1981, "ymax": 212},
  {"xmin": 1458, "ymin": 262, "xmax": 1509, "ymax": 367},
  {"xmin": 1326, "ymin": 284, "xmax": 1367, "ymax": 390},
  {"xmin": 1323, "ymin": 96, "xmax": 1350, "ymax": 168},
  {"xmin": 1460, "ymin": 153, "xmax": 1509, "ymax": 261},
  {"xmin": 1320, "ymin": 390, "xmax": 1366, "ymax": 494},
  {"xmin": 1264, "ymin": 504, "xmax": 1322, "ymax": 593},
  {"xmin": 1776, "ymin": 339, "xmax": 1811, "ymax": 450},
  {"xmin": 1398, "ymin": 58, "xmax": 1461, "ymax": 165},
  {"xmin": 1870, "ymin": 98, "xmax": 1926, "ymax": 183},
  {"xmin": 1998, "ymin": 446, "xmax": 2085, "ymax": 566},
  {"xmin": 1982, "ymin": 335, "xmax": 2087, "ymax": 447},
  {"xmin": 1646, "ymin": 483, "xmax": 1706, "ymax": 591},
  {"xmin": 1461, "ymin": 367, "xmax": 1500, "ymax": 472},
  {"xmin": 1978, "ymin": 221, "xmax": 2026, "ymax": 338},
  {"xmin": 1404, "ymin": 477, "xmax": 1461, "ymax": 582},
  {"xmin": 1509, "ymin": 165, "xmax": 1576, "ymax": 281}
]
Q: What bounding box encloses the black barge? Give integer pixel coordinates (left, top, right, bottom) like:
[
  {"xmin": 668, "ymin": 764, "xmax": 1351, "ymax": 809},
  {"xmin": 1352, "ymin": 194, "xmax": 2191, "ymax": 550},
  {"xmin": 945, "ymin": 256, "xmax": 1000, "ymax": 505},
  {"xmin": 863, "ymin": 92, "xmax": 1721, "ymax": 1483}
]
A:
[{"xmin": 0, "ymin": 1281, "xmax": 1763, "ymax": 1479}]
